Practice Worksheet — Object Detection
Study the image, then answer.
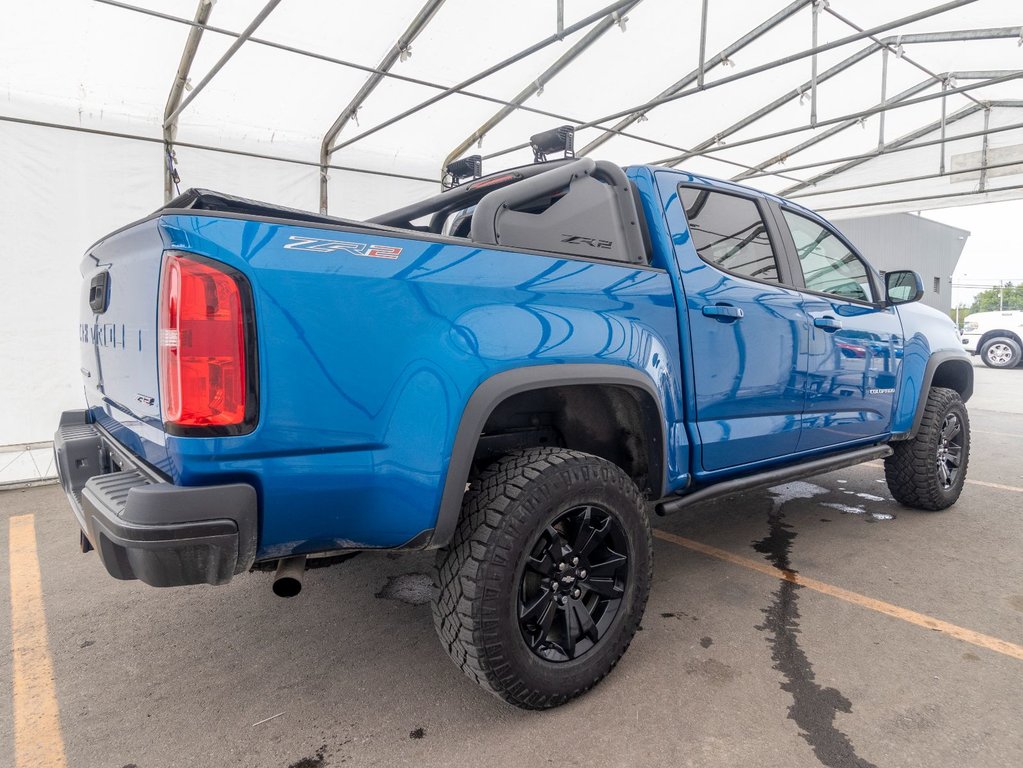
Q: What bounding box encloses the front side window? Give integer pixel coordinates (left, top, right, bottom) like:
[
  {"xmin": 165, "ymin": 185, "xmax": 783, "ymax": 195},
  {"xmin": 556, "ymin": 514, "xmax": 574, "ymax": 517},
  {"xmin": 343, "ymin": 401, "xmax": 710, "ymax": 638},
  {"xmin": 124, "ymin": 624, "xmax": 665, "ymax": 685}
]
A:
[
  {"xmin": 782, "ymin": 210, "xmax": 873, "ymax": 302},
  {"xmin": 678, "ymin": 187, "xmax": 780, "ymax": 282}
]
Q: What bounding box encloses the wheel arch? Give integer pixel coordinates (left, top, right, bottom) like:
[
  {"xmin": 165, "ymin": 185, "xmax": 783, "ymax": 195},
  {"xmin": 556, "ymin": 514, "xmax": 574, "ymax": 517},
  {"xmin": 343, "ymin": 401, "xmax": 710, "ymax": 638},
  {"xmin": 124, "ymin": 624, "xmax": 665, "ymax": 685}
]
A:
[
  {"xmin": 895, "ymin": 351, "xmax": 974, "ymax": 440},
  {"xmin": 430, "ymin": 365, "xmax": 667, "ymax": 548},
  {"xmin": 978, "ymin": 329, "xmax": 1022, "ymax": 350}
]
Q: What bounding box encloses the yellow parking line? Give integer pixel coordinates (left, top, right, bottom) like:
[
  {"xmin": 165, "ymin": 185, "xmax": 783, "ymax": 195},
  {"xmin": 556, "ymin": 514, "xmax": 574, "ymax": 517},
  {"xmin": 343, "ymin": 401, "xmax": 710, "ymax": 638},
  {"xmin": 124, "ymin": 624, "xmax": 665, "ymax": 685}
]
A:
[
  {"xmin": 653, "ymin": 529, "xmax": 1023, "ymax": 662},
  {"xmin": 861, "ymin": 460, "xmax": 1023, "ymax": 493},
  {"xmin": 8, "ymin": 514, "xmax": 68, "ymax": 768}
]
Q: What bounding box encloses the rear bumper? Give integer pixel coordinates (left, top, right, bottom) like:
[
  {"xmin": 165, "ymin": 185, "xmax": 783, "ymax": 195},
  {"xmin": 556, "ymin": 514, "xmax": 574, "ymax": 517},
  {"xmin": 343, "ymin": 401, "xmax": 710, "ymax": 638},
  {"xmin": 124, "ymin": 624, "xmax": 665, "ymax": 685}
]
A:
[{"xmin": 54, "ymin": 410, "xmax": 257, "ymax": 587}]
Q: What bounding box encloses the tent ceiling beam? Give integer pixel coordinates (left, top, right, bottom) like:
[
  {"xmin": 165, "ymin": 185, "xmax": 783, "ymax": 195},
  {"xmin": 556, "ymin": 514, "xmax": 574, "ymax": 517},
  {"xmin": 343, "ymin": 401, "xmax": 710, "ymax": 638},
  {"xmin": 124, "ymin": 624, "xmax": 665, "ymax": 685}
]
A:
[
  {"xmin": 653, "ymin": 68, "xmax": 1023, "ymax": 166},
  {"xmin": 731, "ymin": 76, "xmax": 939, "ymax": 182},
  {"xmin": 778, "ymin": 102, "xmax": 987, "ymax": 196},
  {"xmin": 658, "ymin": 26, "xmax": 1022, "ymax": 168},
  {"xmin": 325, "ymin": 0, "xmax": 639, "ymax": 156},
  {"xmin": 441, "ymin": 0, "xmax": 642, "ymax": 183},
  {"xmin": 824, "ymin": 5, "xmax": 986, "ymax": 109},
  {"xmin": 93, "ymin": 0, "xmax": 659, "ymax": 141},
  {"xmin": 486, "ymin": 0, "xmax": 980, "ymax": 163},
  {"xmin": 732, "ymin": 67, "xmax": 1020, "ymax": 183},
  {"xmin": 318, "ymin": 0, "xmax": 447, "ymax": 213},
  {"xmin": 577, "ymin": 0, "xmax": 812, "ymax": 156},
  {"xmin": 740, "ymin": 112, "xmax": 1023, "ymax": 182}
]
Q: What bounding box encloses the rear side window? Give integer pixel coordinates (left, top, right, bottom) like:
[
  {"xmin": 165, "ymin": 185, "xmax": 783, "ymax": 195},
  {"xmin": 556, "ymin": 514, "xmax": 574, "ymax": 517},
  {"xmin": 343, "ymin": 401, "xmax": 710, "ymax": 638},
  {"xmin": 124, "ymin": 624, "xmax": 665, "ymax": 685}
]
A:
[
  {"xmin": 678, "ymin": 187, "xmax": 780, "ymax": 282},
  {"xmin": 782, "ymin": 210, "xmax": 873, "ymax": 302}
]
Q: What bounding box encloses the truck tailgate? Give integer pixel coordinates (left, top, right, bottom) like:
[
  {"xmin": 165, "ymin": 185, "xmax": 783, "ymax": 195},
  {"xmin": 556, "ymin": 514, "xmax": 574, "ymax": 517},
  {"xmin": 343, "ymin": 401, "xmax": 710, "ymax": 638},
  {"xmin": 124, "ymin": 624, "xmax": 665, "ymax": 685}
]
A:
[{"xmin": 79, "ymin": 218, "xmax": 171, "ymax": 474}]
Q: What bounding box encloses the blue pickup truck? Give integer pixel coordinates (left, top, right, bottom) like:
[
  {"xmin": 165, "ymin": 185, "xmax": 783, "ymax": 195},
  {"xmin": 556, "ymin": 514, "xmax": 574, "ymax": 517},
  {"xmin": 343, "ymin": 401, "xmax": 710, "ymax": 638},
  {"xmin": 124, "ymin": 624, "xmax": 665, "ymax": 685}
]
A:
[{"xmin": 56, "ymin": 155, "xmax": 972, "ymax": 709}]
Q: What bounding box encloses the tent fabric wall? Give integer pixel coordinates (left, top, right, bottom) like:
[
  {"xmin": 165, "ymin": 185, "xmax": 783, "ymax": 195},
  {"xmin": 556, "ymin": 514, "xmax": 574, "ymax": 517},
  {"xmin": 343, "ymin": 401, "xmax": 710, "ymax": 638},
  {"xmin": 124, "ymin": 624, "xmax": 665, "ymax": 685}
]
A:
[{"xmin": 0, "ymin": 105, "xmax": 435, "ymax": 455}]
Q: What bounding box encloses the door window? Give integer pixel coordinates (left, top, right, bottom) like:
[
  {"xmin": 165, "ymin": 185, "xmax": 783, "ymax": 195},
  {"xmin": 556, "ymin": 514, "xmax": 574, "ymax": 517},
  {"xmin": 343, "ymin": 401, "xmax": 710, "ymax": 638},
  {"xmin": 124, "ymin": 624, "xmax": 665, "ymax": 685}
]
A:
[
  {"xmin": 782, "ymin": 210, "xmax": 873, "ymax": 302},
  {"xmin": 678, "ymin": 187, "xmax": 780, "ymax": 282}
]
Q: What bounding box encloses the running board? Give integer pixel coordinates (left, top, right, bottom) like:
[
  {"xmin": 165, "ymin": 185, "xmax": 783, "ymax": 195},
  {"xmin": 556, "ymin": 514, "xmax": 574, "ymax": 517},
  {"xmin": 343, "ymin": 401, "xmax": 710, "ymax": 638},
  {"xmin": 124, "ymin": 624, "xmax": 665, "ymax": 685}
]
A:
[{"xmin": 654, "ymin": 445, "xmax": 893, "ymax": 516}]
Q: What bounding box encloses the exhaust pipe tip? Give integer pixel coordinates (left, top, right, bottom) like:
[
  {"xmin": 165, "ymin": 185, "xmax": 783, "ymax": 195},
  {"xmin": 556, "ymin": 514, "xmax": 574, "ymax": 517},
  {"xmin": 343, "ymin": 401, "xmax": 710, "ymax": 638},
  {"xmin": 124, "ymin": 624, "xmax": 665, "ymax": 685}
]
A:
[{"xmin": 272, "ymin": 556, "xmax": 307, "ymax": 598}]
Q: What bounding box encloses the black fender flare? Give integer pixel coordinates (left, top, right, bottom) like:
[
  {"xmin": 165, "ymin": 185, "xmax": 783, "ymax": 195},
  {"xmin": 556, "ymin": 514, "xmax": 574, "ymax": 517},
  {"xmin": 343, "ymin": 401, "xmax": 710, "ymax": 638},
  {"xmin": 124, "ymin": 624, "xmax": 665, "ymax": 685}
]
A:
[
  {"xmin": 894, "ymin": 350, "xmax": 974, "ymax": 440},
  {"xmin": 429, "ymin": 364, "xmax": 668, "ymax": 548}
]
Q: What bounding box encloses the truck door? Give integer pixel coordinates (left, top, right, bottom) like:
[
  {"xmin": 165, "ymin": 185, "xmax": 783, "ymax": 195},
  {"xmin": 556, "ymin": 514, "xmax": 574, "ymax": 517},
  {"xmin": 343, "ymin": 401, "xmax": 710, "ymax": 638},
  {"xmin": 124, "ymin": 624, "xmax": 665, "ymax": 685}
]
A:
[
  {"xmin": 664, "ymin": 180, "xmax": 809, "ymax": 473},
  {"xmin": 774, "ymin": 206, "xmax": 903, "ymax": 451}
]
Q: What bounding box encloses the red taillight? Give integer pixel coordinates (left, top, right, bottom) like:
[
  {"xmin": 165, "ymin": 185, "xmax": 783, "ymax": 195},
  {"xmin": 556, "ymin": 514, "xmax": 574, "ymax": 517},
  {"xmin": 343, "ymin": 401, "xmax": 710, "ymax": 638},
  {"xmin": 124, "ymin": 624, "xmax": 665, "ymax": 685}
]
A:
[{"xmin": 158, "ymin": 251, "xmax": 254, "ymax": 432}]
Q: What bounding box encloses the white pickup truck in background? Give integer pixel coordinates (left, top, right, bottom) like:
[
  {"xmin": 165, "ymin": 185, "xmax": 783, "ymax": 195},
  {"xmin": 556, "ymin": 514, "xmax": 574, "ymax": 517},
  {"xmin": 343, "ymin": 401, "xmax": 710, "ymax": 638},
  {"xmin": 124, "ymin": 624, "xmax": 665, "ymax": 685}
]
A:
[{"xmin": 961, "ymin": 310, "xmax": 1023, "ymax": 368}]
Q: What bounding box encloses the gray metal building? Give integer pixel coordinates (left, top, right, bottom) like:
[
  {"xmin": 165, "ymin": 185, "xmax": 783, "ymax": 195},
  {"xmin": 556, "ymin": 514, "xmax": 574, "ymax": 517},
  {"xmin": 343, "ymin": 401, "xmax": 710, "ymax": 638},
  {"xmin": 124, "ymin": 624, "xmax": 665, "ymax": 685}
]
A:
[{"xmin": 834, "ymin": 213, "xmax": 969, "ymax": 313}]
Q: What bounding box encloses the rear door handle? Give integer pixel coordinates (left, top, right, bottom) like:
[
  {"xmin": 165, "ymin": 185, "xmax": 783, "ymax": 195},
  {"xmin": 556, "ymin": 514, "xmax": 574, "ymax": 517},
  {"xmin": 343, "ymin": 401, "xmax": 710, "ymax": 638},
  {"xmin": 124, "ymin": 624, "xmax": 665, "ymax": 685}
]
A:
[
  {"xmin": 813, "ymin": 316, "xmax": 842, "ymax": 332},
  {"xmin": 702, "ymin": 304, "xmax": 744, "ymax": 321}
]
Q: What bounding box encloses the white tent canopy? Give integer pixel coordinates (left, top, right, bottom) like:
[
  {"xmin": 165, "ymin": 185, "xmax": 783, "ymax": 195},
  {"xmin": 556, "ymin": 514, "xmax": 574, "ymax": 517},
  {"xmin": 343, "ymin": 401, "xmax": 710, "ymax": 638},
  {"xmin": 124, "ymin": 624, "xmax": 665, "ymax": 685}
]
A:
[{"xmin": 1, "ymin": 0, "xmax": 1021, "ymax": 465}]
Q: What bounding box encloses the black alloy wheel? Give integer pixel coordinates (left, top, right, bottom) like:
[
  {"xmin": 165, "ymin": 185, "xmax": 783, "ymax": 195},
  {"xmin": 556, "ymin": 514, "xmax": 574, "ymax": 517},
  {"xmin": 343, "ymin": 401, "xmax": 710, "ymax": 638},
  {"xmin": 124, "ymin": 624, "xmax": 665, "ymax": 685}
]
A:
[
  {"xmin": 518, "ymin": 505, "xmax": 629, "ymax": 663},
  {"xmin": 433, "ymin": 447, "xmax": 652, "ymax": 709},
  {"xmin": 935, "ymin": 411, "xmax": 965, "ymax": 490}
]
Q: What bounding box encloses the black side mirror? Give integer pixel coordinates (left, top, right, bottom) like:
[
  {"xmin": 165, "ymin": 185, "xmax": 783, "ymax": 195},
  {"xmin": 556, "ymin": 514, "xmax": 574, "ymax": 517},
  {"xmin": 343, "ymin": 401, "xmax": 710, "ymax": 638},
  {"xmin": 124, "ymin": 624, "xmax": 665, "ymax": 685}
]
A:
[{"xmin": 885, "ymin": 270, "xmax": 924, "ymax": 306}]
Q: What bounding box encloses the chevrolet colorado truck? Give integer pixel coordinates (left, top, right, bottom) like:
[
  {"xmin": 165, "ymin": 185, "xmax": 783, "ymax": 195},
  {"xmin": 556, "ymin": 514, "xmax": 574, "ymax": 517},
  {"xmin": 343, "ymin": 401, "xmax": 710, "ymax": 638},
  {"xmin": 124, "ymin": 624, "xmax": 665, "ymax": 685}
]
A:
[{"xmin": 55, "ymin": 155, "xmax": 973, "ymax": 709}]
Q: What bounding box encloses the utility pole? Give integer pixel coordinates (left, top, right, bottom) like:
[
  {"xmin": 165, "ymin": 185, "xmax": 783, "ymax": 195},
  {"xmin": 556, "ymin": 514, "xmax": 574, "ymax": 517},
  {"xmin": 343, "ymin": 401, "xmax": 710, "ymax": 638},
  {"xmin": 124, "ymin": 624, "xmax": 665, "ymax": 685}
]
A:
[{"xmin": 1000, "ymin": 280, "xmax": 1005, "ymax": 311}]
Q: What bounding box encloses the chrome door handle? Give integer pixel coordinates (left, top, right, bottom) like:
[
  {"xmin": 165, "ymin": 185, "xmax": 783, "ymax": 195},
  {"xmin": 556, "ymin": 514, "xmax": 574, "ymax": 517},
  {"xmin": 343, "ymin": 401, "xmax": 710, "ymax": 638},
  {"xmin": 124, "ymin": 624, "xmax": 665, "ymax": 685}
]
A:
[{"xmin": 702, "ymin": 304, "xmax": 744, "ymax": 321}]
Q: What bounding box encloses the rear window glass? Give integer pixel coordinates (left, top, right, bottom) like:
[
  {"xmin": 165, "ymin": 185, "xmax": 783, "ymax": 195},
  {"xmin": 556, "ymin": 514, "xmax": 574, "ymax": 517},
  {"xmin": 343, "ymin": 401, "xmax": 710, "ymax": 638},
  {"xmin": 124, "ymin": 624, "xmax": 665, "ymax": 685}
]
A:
[{"xmin": 678, "ymin": 187, "xmax": 780, "ymax": 282}]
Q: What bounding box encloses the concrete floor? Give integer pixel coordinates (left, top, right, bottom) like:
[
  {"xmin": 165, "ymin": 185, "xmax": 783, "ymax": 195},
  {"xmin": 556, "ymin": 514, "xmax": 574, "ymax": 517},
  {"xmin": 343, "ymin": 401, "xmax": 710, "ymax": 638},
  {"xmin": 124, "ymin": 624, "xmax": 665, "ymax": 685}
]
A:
[{"xmin": 2, "ymin": 360, "xmax": 1021, "ymax": 768}]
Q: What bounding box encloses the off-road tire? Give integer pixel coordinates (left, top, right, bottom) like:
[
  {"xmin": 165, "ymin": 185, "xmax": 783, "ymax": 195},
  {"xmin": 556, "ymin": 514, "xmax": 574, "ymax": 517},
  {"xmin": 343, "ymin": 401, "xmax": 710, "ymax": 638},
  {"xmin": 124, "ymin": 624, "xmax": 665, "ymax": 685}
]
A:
[
  {"xmin": 885, "ymin": 387, "xmax": 969, "ymax": 510},
  {"xmin": 432, "ymin": 447, "xmax": 652, "ymax": 709},
  {"xmin": 980, "ymin": 337, "xmax": 1022, "ymax": 369}
]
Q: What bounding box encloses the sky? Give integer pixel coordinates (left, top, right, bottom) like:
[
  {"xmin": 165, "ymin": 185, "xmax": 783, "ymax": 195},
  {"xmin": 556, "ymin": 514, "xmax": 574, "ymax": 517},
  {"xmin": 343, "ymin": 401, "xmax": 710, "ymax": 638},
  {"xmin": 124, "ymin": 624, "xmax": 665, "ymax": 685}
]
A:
[{"xmin": 923, "ymin": 200, "xmax": 1023, "ymax": 308}]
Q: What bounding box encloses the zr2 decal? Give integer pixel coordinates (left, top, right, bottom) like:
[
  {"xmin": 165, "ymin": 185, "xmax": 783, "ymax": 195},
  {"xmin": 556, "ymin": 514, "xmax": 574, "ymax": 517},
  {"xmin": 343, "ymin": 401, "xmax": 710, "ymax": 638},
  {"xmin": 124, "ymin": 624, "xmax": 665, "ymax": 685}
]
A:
[
  {"xmin": 561, "ymin": 234, "xmax": 613, "ymax": 249},
  {"xmin": 284, "ymin": 236, "xmax": 403, "ymax": 259}
]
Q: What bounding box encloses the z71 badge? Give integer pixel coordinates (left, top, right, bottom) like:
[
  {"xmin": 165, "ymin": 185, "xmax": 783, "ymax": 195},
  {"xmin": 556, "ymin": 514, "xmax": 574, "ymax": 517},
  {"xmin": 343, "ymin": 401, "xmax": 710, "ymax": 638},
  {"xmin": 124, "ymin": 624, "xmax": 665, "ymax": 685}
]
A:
[{"xmin": 284, "ymin": 235, "xmax": 402, "ymax": 259}]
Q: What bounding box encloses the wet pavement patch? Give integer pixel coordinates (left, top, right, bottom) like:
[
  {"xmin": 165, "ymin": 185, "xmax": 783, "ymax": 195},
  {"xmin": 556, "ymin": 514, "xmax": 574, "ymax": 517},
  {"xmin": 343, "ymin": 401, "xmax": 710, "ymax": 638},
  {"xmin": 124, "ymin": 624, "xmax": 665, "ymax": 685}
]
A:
[
  {"xmin": 700, "ymin": 636, "xmax": 713, "ymax": 648},
  {"xmin": 755, "ymin": 493, "xmax": 878, "ymax": 768},
  {"xmin": 287, "ymin": 745, "xmax": 327, "ymax": 768},
  {"xmin": 375, "ymin": 573, "xmax": 432, "ymax": 605}
]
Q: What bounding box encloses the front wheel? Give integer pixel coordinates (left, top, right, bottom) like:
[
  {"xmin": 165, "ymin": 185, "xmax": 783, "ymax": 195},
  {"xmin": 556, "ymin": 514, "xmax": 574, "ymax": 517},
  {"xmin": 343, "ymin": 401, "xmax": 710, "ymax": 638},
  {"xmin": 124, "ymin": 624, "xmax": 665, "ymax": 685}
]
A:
[
  {"xmin": 884, "ymin": 387, "xmax": 970, "ymax": 510},
  {"xmin": 980, "ymin": 337, "xmax": 1021, "ymax": 368},
  {"xmin": 432, "ymin": 448, "xmax": 652, "ymax": 709}
]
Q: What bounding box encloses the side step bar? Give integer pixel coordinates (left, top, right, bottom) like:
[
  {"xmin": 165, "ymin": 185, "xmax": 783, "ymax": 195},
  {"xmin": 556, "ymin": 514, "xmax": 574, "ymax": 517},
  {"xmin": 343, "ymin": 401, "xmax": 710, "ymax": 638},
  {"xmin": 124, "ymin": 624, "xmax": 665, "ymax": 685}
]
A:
[{"xmin": 654, "ymin": 445, "xmax": 893, "ymax": 516}]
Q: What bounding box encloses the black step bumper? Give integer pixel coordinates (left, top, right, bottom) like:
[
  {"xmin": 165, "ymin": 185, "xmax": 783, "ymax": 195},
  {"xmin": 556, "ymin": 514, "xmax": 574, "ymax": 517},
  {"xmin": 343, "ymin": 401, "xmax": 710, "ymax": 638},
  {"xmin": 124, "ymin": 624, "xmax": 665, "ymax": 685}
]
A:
[{"xmin": 53, "ymin": 410, "xmax": 257, "ymax": 587}]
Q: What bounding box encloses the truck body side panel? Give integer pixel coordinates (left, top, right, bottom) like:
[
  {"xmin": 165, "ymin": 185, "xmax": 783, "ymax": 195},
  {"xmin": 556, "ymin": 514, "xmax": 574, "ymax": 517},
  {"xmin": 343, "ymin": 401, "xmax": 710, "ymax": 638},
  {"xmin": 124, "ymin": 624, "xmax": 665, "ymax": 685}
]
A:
[{"xmin": 155, "ymin": 214, "xmax": 684, "ymax": 557}]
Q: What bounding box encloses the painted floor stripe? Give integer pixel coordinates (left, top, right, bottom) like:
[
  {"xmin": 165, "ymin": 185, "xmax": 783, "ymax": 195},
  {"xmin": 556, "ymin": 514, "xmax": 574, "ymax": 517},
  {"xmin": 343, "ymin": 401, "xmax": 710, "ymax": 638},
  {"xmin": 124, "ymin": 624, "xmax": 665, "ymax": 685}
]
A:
[
  {"xmin": 860, "ymin": 460, "xmax": 1023, "ymax": 493},
  {"xmin": 8, "ymin": 514, "xmax": 68, "ymax": 768},
  {"xmin": 653, "ymin": 529, "xmax": 1023, "ymax": 662}
]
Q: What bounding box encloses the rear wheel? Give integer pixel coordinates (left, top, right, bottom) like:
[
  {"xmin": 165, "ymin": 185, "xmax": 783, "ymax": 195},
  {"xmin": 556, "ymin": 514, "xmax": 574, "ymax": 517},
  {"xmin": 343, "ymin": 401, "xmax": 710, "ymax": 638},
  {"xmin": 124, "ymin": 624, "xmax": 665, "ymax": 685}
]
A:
[
  {"xmin": 432, "ymin": 447, "xmax": 652, "ymax": 709},
  {"xmin": 980, "ymin": 337, "xmax": 1021, "ymax": 368},
  {"xmin": 885, "ymin": 387, "xmax": 969, "ymax": 510}
]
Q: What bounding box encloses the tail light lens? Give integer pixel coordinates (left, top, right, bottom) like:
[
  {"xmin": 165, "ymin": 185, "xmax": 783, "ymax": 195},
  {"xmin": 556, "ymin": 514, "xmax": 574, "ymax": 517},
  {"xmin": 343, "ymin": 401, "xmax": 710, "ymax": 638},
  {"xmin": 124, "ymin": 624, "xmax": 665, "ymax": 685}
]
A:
[{"xmin": 158, "ymin": 251, "xmax": 257, "ymax": 435}]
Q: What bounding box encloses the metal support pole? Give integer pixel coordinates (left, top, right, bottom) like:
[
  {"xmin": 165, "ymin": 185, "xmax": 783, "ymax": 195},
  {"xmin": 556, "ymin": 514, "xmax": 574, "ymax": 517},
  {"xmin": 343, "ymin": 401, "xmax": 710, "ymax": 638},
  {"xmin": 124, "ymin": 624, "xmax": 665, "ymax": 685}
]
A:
[
  {"xmin": 751, "ymin": 114, "xmax": 1023, "ymax": 186},
  {"xmin": 585, "ymin": 0, "xmax": 980, "ymax": 132},
  {"xmin": 810, "ymin": 0, "xmax": 819, "ymax": 127},
  {"xmin": 879, "ymin": 47, "xmax": 888, "ymax": 149},
  {"xmin": 557, "ymin": 0, "xmax": 564, "ymax": 37},
  {"xmin": 164, "ymin": 0, "xmax": 281, "ymax": 127},
  {"xmin": 441, "ymin": 1, "xmax": 641, "ymax": 182},
  {"xmin": 327, "ymin": 0, "xmax": 638, "ymax": 156},
  {"xmin": 656, "ymin": 69, "xmax": 1022, "ymax": 167},
  {"xmin": 777, "ymin": 102, "xmax": 986, "ymax": 196},
  {"xmin": 732, "ymin": 76, "xmax": 936, "ymax": 181},
  {"xmin": 163, "ymin": 0, "xmax": 214, "ymax": 203},
  {"xmin": 939, "ymin": 78, "xmax": 949, "ymax": 174},
  {"xmin": 579, "ymin": 0, "xmax": 812, "ymax": 156},
  {"xmin": 980, "ymin": 106, "xmax": 991, "ymax": 191},
  {"xmin": 697, "ymin": 0, "xmax": 709, "ymax": 88},
  {"xmin": 319, "ymin": 0, "xmax": 446, "ymax": 213}
]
